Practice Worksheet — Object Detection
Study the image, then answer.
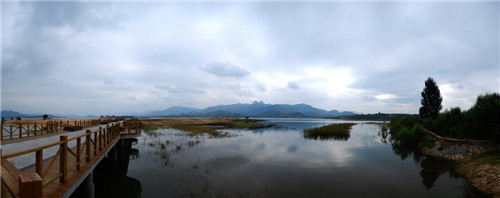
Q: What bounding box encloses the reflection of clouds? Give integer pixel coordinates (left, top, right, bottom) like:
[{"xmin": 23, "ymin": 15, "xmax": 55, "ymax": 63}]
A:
[
  {"xmin": 205, "ymin": 156, "xmax": 250, "ymax": 171},
  {"xmin": 222, "ymin": 124, "xmax": 388, "ymax": 168}
]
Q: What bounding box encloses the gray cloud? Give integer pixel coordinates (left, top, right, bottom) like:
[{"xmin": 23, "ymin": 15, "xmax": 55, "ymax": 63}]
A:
[
  {"xmin": 1, "ymin": 2, "xmax": 498, "ymax": 115},
  {"xmin": 287, "ymin": 82, "xmax": 300, "ymax": 90},
  {"xmin": 202, "ymin": 62, "xmax": 251, "ymax": 78}
]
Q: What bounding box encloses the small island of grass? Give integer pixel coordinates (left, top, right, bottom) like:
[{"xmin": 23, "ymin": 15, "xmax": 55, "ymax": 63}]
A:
[
  {"xmin": 139, "ymin": 118, "xmax": 271, "ymax": 137},
  {"xmin": 303, "ymin": 123, "xmax": 356, "ymax": 141}
]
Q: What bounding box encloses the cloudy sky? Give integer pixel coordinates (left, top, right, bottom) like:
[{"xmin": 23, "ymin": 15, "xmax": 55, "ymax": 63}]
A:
[{"xmin": 1, "ymin": 2, "xmax": 499, "ymax": 115}]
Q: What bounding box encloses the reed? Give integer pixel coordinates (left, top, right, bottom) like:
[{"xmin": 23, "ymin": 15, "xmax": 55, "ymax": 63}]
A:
[{"xmin": 303, "ymin": 123, "xmax": 356, "ymax": 141}]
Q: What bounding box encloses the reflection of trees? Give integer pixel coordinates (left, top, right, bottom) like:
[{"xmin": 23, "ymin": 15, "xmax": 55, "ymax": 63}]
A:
[
  {"xmin": 391, "ymin": 143, "xmax": 460, "ymax": 189},
  {"xmin": 419, "ymin": 157, "xmax": 460, "ymax": 189}
]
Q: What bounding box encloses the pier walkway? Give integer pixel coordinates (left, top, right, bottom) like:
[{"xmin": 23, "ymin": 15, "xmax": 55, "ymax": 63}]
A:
[{"xmin": 1, "ymin": 119, "xmax": 141, "ymax": 198}]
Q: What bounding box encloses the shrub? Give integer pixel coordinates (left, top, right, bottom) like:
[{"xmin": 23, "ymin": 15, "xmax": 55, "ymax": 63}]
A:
[
  {"xmin": 467, "ymin": 93, "xmax": 500, "ymax": 140},
  {"xmin": 16, "ymin": 116, "xmax": 21, "ymax": 121},
  {"xmin": 43, "ymin": 114, "xmax": 49, "ymax": 120},
  {"xmin": 389, "ymin": 117, "xmax": 426, "ymax": 147},
  {"xmin": 1, "ymin": 117, "xmax": 4, "ymax": 124}
]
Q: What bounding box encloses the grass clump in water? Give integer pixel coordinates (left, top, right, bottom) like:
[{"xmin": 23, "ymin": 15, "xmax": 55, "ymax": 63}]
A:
[{"xmin": 303, "ymin": 123, "xmax": 356, "ymax": 141}]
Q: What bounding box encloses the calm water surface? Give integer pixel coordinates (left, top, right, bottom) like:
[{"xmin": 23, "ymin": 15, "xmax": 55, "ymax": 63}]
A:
[{"xmin": 124, "ymin": 118, "xmax": 478, "ymax": 197}]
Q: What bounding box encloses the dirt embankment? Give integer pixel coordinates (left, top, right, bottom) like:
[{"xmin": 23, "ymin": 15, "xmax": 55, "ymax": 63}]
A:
[{"xmin": 421, "ymin": 129, "xmax": 500, "ymax": 197}]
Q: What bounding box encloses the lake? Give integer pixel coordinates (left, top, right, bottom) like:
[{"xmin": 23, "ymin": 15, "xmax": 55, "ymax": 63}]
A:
[{"xmin": 103, "ymin": 118, "xmax": 487, "ymax": 197}]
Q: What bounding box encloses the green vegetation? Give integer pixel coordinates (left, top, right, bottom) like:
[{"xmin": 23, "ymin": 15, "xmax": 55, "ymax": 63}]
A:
[
  {"xmin": 1, "ymin": 117, "xmax": 4, "ymax": 124},
  {"xmin": 389, "ymin": 117, "xmax": 427, "ymax": 147},
  {"xmin": 419, "ymin": 77, "xmax": 443, "ymax": 119},
  {"xmin": 140, "ymin": 118, "xmax": 272, "ymax": 136},
  {"xmin": 303, "ymin": 123, "xmax": 356, "ymax": 141},
  {"xmin": 42, "ymin": 114, "xmax": 48, "ymax": 120},
  {"xmin": 16, "ymin": 116, "xmax": 21, "ymax": 121},
  {"xmin": 424, "ymin": 93, "xmax": 500, "ymax": 141}
]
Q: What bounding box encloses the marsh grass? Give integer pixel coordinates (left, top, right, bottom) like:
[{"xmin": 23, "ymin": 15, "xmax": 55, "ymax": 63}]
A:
[
  {"xmin": 139, "ymin": 118, "xmax": 272, "ymax": 137},
  {"xmin": 303, "ymin": 123, "xmax": 356, "ymax": 141}
]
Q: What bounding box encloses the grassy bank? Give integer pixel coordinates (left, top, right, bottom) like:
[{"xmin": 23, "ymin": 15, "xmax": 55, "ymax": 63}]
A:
[
  {"xmin": 457, "ymin": 149, "xmax": 500, "ymax": 197},
  {"xmin": 303, "ymin": 123, "xmax": 356, "ymax": 141},
  {"xmin": 139, "ymin": 118, "xmax": 268, "ymax": 136}
]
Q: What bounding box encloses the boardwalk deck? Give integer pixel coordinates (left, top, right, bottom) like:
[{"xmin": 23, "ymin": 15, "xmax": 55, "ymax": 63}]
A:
[{"xmin": 1, "ymin": 119, "xmax": 141, "ymax": 198}]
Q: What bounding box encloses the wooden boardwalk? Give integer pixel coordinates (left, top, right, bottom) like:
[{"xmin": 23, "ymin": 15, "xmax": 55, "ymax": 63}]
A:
[{"xmin": 1, "ymin": 119, "xmax": 141, "ymax": 198}]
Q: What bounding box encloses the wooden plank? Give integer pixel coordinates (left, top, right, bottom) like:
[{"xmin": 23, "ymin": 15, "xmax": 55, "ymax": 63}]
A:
[{"xmin": 1, "ymin": 166, "xmax": 19, "ymax": 196}]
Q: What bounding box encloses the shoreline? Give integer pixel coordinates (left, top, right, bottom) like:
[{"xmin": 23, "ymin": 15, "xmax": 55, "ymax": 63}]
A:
[{"xmin": 420, "ymin": 130, "xmax": 499, "ymax": 197}]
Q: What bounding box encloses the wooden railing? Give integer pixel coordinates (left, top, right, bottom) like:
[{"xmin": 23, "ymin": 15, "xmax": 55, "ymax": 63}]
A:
[
  {"xmin": 0, "ymin": 120, "xmax": 101, "ymax": 141},
  {"xmin": 0, "ymin": 120, "xmax": 140, "ymax": 198}
]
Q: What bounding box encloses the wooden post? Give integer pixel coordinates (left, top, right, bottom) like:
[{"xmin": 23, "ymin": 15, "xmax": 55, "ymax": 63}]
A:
[
  {"xmin": 19, "ymin": 173, "xmax": 42, "ymax": 198},
  {"xmin": 59, "ymin": 136, "xmax": 68, "ymax": 184},
  {"xmin": 98, "ymin": 127, "xmax": 103, "ymax": 150},
  {"xmin": 31, "ymin": 173, "xmax": 42, "ymax": 197},
  {"xmin": 76, "ymin": 137, "xmax": 81, "ymax": 170},
  {"xmin": 10, "ymin": 125, "xmax": 13, "ymax": 139},
  {"xmin": 19, "ymin": 174, "xmax": 32, "ymax": 198},
  {"xmin": 55, "ymin": 122, "xmax": 58, "ymax": 132},
  {"xmin": 74, "ymin": 121, "xmax": 77, "ymax": 127},
  {"xmin": 27, "ymin": 124, "xmax": 30, "ymax": 137},
  {"xmin": 1, "ymin": 124, "xmax": 3, "ymax": 141},
  {"xmin": 19, "ymin": 124, "xmax": 22, "ymax": 138},
  {"xmin": 86, "ymin": 130, "xmax": 91, "ymax": 162},
  {"xmin": 94, "ymin": 130, "xmax": 98, "ymax": 155},
  {"xmin": 36, "ymin": 150, "xmax": 43, "ymax": 176}
]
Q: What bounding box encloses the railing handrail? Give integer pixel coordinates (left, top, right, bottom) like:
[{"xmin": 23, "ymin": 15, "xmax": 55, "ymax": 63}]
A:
[{"xmin": 2, "ymin": 122, "xmax": 121, "ymax": 159}]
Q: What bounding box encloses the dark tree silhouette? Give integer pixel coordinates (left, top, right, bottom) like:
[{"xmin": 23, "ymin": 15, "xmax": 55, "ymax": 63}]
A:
[
  {"xmin": 419, "ymin": 77, "xmax": 442, "ymax": 119},
  {"xmin": 43, "ymin": 114, "xmax": 49, "ymax": 120}
]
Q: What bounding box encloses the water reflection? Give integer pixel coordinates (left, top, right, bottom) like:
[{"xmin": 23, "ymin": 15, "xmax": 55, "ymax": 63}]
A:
[
  {"xmin": 71, "ymin": 138, "xmax": 143, "ymax": 198},
  {"xmin": 303, "ymin": 130, "xmax": 350, "ymax": 141},
  {"xmin": 125, "ymin": 119, "xmax": 487, "ymax": 197}
]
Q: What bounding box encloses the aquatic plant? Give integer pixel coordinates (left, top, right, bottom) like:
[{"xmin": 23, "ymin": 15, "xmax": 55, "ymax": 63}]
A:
[{"xmin": 303, "ymin": 123, "xmax": 356, "ymax": 141}]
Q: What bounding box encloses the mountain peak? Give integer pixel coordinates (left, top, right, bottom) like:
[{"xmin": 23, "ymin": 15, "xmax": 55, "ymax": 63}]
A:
[{"xmin": 252, "ymin": 100, "xmax": 265, "ymax": 105}]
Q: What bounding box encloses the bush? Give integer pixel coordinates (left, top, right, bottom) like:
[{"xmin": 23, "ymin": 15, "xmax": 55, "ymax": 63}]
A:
[
  {"xmin": 16, "ymin": 116, "xmax": 21, "ymax": 121},
  {"xmin": 43, "ymin": 114, "xmax": 49, "ymax": 120},
  {"xmin": 467, "ymin": 93, "xmax": 500, "ymax": 140},
  {"xmin": 424, "ymin": 92, "xmax": 500, "ymax": 141},
  {"xmin": 390, "ymin": 118, "xmax": 426, "ymax": 147},
  {"xmin": 1, "ymin": 117, "xmax": 4, "ymax": 124}
]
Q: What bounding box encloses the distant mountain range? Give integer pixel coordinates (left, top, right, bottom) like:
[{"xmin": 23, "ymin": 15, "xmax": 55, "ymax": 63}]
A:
[
  {"xmin": 0, "ymin": 110, "xmax": 65, "ymax": 119},
  {"xmin": 143, "ymin": 101, "xmax": 355, "ymax": 118},
  {"xmin": 1, "ymin": 101, "xmax": 355, "ymax": 119},
  {"xmin": 0, "ymin": 110, "xmax": 99, "ymax": 119}
]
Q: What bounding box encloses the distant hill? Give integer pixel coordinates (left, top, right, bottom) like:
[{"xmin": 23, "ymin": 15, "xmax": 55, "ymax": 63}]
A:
[
  {"xmin": 147, "ymin": 106, "xmax": 200, "ymax": 117},
  {"xmin": 142, "ymin": 101, "xmax": 355, "ymax": 118},
  {"xmin": 0, "ymin": 110, "xmax": 65, "ymax": 119}
]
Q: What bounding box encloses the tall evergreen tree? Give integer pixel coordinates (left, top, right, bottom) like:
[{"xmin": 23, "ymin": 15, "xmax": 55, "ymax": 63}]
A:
[{"xmin": 419, "ymin": 77, "xmax": 442, "ymax": 119}]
